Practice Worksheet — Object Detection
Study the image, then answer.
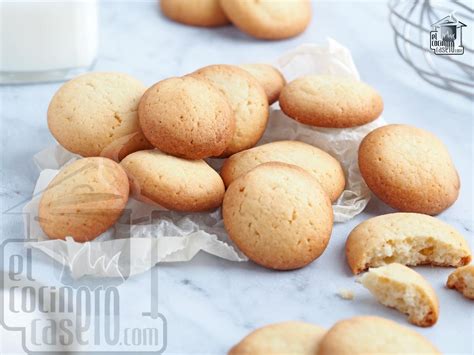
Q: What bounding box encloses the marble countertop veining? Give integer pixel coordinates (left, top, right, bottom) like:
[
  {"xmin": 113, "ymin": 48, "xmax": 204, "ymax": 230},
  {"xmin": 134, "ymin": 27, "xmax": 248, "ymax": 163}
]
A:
[{"xmin": 0, "ymin": 1, "xmax": 473, "ymax": 354}]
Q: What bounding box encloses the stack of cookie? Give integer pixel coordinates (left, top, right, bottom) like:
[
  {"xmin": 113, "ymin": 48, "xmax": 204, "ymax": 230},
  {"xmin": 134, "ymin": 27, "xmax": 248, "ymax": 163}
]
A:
[
  {"xmin": 41, "ymin": 65, "xmax": 271, "ymax": 241},
  {"xmin": 28, "ymin": 0, "xmax": 472, "ymax": 345},
  {"xmin": 160, "ymin": 0, "xmax": 312, "ymax": 40},
  {"xmin": 41, "ymin": 59, "xmax": 472, "ymax": 351},
  {"xmin": 43, "ymin": 66, "xmax": 366, "ymax": 271},
  {"xmin": 219, "ymin": 73, "xmax": 390, "ymax": 270},
  {"xmin": 35, "ymin": 66, "xmax": 271, "ymax": 229},
  {"xmin": 41, "ymin": 68, "xmax": 471, "ymax": 269}
]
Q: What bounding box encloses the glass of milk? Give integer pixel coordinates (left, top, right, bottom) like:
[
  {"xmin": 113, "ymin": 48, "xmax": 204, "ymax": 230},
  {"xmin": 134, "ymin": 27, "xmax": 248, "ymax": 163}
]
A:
[{"xmin": 0, "ymin": 0, "xmax": 98, "ymax": 84}]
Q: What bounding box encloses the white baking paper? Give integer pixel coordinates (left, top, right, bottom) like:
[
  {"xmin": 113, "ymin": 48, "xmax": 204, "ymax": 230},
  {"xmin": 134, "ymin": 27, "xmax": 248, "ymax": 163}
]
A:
[{"xmin": 24, "ymin": 39, "xmax": 386, "ymax": 278}]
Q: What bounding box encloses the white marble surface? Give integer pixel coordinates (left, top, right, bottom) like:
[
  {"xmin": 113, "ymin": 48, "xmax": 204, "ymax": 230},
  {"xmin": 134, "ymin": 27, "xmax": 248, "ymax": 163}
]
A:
[{"xmin": 0, "ymin": 1, "xmax": 473, "ymax": 354}]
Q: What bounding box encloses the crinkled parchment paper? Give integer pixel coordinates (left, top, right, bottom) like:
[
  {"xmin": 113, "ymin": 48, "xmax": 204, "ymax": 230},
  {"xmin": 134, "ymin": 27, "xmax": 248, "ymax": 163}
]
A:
[{"xmin": 24, "ymin": 39, "xmax": 386, "ymax": 278}]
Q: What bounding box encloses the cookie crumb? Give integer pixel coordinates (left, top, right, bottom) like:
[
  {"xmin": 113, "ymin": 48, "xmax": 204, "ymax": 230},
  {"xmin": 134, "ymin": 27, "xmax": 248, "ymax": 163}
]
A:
[{"xmin": 337, "ymin": 289, "xmax": 354, "ymax": 300}]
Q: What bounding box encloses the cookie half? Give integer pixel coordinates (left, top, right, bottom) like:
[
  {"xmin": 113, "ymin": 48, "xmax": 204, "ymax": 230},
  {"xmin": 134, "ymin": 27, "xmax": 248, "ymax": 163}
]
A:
[
  {"xmin": 359, "ymin": 124, "xmax": 460, "ymax": 215},
  {"xmin": 318, "ymin": 316, "xmax": 440, "ymax": 355},
  {"xmin": 39, "ymin": 157, "xmax": 129, "ymax": 242},
  {"xmin": 359, "ymin": 263, "xmax": 439, "ymax": 327},
  {"xmin": 220, "ymin": 0, "xmax": 311, "ymax": 40},
  {"xmin": 239, "ymin": 64, "xmax": 286, "ymax": 104},
  {"xmin": 228, "ymin": 321, "xmax": 325, "ymax": 355},
  {"xmin": 223, "ymin": 162, "xmax": 333, "ymax": 270},
  {"xmin": 345, "ymin": 213, "xmax": 472, "ymax": 274},
  {"xmin": 280, "ymin": 75, "xmax": 383, "ymax": 128},
  {"xmin": 121, "ymin": 150, "xmax": 225, "ymax": 212},
  {"xmin": 447, "ymin": 265, "xmax": 474, "ymax": 300},
  {"xmin": 47, "ymin": 72, "xmax": 152, "ymax": 160},
  {"xmin": 138, "ymin": 76, "xmax": 235, "ymax": 159},
  {"xmin": 192, "ymin": 65, "xmax": 269, "ymax": 156},
  {"xmin": 160, "ymin": 0, "xmax": 229, "ymax": 27},
  {"xmin": 220, "ymin": 140, "xmax": 345, "ymax": 202}
]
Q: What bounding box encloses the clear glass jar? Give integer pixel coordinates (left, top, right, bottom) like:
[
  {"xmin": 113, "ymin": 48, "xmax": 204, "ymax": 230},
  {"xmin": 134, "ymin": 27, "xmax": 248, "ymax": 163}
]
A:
[{"xmin": 0, "ymin": 0, "xmax": 98, "ymax": 84}]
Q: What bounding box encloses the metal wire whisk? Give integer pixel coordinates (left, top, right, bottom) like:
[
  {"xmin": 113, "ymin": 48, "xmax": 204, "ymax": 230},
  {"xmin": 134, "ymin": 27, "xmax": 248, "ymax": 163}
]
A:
[{"xmin": 389, "ymin": 0, "xmax": 473, "ymax": 99}]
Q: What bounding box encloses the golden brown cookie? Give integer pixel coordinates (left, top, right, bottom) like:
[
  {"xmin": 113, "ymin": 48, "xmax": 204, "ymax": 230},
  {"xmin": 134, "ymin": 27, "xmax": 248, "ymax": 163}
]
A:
[
  {"xmin": 39, "ymin": 157, "xmax": 129, "ymax": 242},
  {"xmin": 358, "ymin": 124, "xmax": 460, "ymax": 215},
  {"xmin": 220, "ymin": 0, "xmax": 312, "ymax": 40},
  {"xmin": 192, "ymin": 65, "xmax": 269, "ymax": 156},
  {"xmin": 120, "ymin": 149, "xmax": 225, "ymax": 211},
  {"xmin": 239, "ymin": 64, "xmax": 286, "ymax": 104},
  {"xmin": 345, "ymin": 213, "xmax": 472, "ymax": 274},
  {"xmin": 220, "ymin": 140, "xmax": 345, "ymax": 202},
  {"xmin": 160, "ymin": 0, "xmax": 229, "ymax": 27},
  {"xmin": 279, "ymin": 75, "xmax": 383, "ymax": 128},
  {"xmin": 228, "ymin": 321, "xmax": 326, "ymax": 355},
  {"xmin": 222, "ymin": 162, "xmax": 333, "ymax": 270},
  {"xmin": 138, "ymin": 76, "xmax": 234, "ymax": 160},
  {"xmin": 447, "ymin": 265, "xmax": 474, "ymax": 300},
  {"xmin": 318, "ymin": 316, "xmax": 440, "ymax": 355},
  {"xmin": 47, "ymin": 72, "xmax": 152, "ymax": 160},
  {"xmin": 359, "ymin": 263, "xmax": 439, "ymax": 327}
]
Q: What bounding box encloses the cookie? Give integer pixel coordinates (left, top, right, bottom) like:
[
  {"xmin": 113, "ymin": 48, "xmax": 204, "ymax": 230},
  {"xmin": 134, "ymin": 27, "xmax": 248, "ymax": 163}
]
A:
[
  {"xmin": 279, "ymin": 75, "xmax": 383, "ymax": 128},
  {"xmin": 359, "ymin": 263, "xmax": 439, "ymax": 327},
  {"xmin": 121, "ymin": 149, "xmax": 225, "ymax": 212},
  {"xmin": 359, "ymin": 124, "xmax": 460, "ymax": 215},
  {"xmin": 346, "ymin": 213, "xmax": 472, "ymax": 274},
  {"xmin": 239, "ymin": 64, "xmax": 286, "ymax": 104},
  {"xmin": 447, "ymin": 265, "xmax": 474, "ymax": 300},
  {"xmin": 220, "ymin": 140, "xmax": 345, "ymax": 202},
  {"xmin": 220, "ymin": 0, "xmax": 311, "ymax": 40},
  {"xmin": 318, "ymin": 316, "xmax": 440, "ymax": 355},
  {"xmin": 138, "ymin": 76, "xmax": 234, "ymax": 160},
  {"xmin": 192, "ymin": 65, "xmax": 269, "ymax": 157},
  {"xmin": 39, "ymin": 157, "xmax": 129, "ymax": 242},
  {"xmin": 337, "ymin": 289, "xmax": 354, "ymax": 300},
  {"xmin": 160, "ymin": 0, "xmax": 229, "ymax": 27},
  {"xmin": 222, "ymin": 162, "xmax": 333, "ymax": 270},
  {"xmin": 228, "ymin": 321, "xmax": 326, "ymax": 355},
  {"xmin": 48, "ymin": 72, "xmax": 152, "ymax": 160}
]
